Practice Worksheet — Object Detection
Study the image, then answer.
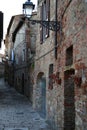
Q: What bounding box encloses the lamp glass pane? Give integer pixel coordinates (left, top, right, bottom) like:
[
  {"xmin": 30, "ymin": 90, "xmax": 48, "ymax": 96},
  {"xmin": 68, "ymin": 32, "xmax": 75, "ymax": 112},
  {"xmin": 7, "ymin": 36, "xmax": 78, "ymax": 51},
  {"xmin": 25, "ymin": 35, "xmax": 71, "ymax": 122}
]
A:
[{"xmin": 24, "ymin": 5, "xmax": 33, "ymax": 18}]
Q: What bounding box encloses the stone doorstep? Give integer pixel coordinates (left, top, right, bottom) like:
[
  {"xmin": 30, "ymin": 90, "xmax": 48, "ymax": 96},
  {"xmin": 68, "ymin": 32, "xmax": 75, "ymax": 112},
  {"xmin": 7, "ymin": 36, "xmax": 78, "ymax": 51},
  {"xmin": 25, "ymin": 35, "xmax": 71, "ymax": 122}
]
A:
[
  {"xmin": 2, "ymin": 127, "xmax": 50, "ymax": 130},
  {"xmin": 4, "ymin": 128, "xmax": 29, "ymax": 130}
]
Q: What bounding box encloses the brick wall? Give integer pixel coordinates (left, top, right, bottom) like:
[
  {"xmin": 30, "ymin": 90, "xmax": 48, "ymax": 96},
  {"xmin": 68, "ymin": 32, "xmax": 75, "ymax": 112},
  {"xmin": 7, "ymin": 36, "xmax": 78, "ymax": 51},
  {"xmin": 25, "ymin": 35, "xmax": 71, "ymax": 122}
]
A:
[{"xmin": 33, "ymin": 0, "xmax": 87, "ymax": 129}]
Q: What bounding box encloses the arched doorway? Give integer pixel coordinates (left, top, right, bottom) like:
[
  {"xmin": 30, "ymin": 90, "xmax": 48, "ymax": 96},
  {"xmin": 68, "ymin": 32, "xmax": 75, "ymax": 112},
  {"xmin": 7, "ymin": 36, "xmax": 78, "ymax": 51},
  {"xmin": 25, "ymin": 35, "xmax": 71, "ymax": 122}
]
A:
[{"xmin": 36, "ymin": 72, "xmax": 46, "ymax": 118}]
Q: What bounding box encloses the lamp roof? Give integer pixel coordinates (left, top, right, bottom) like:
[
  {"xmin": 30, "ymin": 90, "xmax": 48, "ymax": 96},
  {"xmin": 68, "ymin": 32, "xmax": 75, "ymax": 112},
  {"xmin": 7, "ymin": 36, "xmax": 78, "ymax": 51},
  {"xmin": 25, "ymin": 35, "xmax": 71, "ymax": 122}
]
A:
[{"xmin": 23, "ymin": 0, "xmax": 35, "ymax": 9}]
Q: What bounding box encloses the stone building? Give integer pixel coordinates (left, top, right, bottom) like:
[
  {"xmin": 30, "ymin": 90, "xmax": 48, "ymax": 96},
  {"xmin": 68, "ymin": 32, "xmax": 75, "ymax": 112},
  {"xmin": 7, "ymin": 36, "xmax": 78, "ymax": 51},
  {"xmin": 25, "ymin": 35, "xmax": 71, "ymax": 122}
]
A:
[
  {"xmin": 0, "ymin": 53, "xmax": 4, "ymax": 77},
  {"xmin": 4, "ymin": 13, "xmax": 37, "ymax": 103},
  {"xmin": 33, "ymin": 0, "xmax": 87, "ymax": 130},
  {"xmin": 13, "ymin": 13, "xmax": 37, "ymax": 102},
  {"xmin": 0, "ymin": 11, "xmax": 3, "ymax": 48},
  {"xmin": 4, "ymin": 0, "xmax": 87, "ymax": 129},
  {"xmin": 4, "ymin": 15, "xmax": 25, "ymax": 86}
]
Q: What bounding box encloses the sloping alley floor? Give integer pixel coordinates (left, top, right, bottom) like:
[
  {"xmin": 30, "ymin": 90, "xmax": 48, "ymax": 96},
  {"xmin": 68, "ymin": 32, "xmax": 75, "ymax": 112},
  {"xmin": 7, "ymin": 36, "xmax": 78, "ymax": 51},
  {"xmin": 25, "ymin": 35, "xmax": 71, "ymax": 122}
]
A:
[{"xmin": 0, "ymin": 78, "xmax": 49, "ymax": 130}]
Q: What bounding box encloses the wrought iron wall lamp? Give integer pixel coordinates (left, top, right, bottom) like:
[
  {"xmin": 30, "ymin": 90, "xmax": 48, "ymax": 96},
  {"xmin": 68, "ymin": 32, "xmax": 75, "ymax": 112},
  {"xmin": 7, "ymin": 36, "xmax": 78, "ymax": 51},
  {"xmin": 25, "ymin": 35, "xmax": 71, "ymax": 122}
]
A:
[{"xmin": 22, "ymin": 0, "xmax": 61, "ymax": 32}]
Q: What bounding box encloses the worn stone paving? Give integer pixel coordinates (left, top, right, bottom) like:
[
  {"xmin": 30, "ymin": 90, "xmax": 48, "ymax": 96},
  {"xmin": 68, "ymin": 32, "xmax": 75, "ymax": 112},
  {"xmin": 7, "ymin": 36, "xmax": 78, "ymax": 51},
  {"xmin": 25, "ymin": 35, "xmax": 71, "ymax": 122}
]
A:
[{"xmin": 0, "ymin": 78, "xmax": 49, "ymax": 130}]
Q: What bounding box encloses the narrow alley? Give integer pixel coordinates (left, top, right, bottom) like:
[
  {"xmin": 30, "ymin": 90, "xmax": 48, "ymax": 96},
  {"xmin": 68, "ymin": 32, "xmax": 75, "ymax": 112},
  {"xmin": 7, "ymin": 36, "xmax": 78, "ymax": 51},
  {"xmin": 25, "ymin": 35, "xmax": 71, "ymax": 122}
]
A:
[{"xmin": 0, "ymin": 78, "xmax": 49, "ymax": 130}]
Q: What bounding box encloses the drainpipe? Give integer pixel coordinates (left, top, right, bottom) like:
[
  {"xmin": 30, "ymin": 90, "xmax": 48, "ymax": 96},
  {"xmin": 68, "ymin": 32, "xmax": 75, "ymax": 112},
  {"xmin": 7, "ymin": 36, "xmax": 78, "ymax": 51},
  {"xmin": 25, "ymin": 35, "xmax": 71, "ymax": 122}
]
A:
[{"xmin": 55, "ymin": 0, "xmax": 58, "ymax": 59}]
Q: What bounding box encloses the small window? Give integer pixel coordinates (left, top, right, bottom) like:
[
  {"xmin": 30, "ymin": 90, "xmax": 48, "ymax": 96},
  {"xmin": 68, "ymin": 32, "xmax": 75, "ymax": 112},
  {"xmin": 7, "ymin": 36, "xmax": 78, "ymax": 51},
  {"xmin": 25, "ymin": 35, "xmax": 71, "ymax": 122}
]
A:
[
  {"xmin": 22, "ymin": 49, "xmax": 25, "ymax": 62},
  {"xmin": 66, "ymin": 45, "xmax": 73, "ymax": 66},
  {"xmin": 49, "ymin": 64, "xmax": 53, "ymax": 89}
]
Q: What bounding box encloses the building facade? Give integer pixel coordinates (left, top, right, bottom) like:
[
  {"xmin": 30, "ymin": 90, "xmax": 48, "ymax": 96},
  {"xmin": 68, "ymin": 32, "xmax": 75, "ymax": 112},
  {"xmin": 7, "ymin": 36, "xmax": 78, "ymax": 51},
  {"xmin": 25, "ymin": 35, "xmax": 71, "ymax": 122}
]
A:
[
  {"xmin": 0, "ymin": 54, "xmax": 4, "ymax": 77},
  {"xmin": 5, "ymin": 13, "xmax": 37, "ymax": 103},
  {"xmin": 4, "ymin": 15, "xmax": 25, "ymax": 86},
  {"xmin": 4, "ymin": 0, "xmax": 87, "ymax": 129},
  {"xmin": 33, "ymin": 0, "xmax": 87, "ymax": 130},
  {"xmin": 0, "ymin": 11, "xmax": 3, "ymax": 48}
]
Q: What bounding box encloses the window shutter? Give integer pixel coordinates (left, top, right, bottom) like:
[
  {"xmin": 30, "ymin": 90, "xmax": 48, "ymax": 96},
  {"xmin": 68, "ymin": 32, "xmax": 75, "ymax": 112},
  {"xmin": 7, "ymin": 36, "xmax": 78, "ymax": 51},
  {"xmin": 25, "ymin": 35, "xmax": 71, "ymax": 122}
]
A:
[
  {"xmin": 40, "ymin": 5, "xmax": 43, "ymax": 44},
  {"xmin": 46, "ymin": 0, "xmax": 50, "ymax": 37}
]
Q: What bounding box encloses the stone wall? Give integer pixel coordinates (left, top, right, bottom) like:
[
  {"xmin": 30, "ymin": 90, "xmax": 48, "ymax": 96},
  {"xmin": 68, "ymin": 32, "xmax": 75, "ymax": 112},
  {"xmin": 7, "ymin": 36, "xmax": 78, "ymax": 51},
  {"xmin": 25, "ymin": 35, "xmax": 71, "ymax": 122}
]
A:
[
  {"xmin": 0, "ymin": 63, "xmax": 4, "ymax": 77},
  {"xmin": 34, "ymin": 0, "xmax": 87, "ymax": 129},
  {"xmin": 60, "ymin": 1, "xmax": 87, "ymax": 129}
]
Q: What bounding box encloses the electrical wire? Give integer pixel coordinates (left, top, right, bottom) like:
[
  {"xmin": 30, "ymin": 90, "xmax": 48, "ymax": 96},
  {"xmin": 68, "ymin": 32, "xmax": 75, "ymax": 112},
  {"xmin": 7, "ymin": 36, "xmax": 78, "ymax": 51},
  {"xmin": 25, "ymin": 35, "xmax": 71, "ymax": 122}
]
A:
[
  {"xmin": 5, "ymin": 0, "xmax": 82, "ymax": 64},
  {"xmin": 5, "ymin": 20, "xmax": 85, "ymax": 64},
  {"xmin": 5, "ymin": 22, "xmax": 86, "ymax": 65}
]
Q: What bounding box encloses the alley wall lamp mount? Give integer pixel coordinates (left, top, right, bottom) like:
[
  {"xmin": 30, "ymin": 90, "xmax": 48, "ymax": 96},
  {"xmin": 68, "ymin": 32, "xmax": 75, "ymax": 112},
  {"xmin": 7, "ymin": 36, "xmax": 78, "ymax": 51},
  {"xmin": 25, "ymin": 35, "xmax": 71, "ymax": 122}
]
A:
[{"xmin": 22, "ymin": 0, "xmax": 61, "ymax": 31}]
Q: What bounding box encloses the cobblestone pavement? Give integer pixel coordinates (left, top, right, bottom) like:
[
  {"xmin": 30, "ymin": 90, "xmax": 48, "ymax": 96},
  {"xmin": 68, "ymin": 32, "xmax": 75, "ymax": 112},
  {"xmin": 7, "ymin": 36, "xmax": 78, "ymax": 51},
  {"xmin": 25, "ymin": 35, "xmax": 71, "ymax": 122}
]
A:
[{"xmin": 0, "ymin": 78, "xmax": 50, "ymax": 130}]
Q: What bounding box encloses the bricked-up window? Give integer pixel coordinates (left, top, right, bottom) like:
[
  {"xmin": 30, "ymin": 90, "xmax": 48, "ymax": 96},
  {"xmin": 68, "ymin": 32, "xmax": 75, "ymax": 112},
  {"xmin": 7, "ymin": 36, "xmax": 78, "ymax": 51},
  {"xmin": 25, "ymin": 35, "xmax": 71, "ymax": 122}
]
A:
[
  {"xmin": 66, "ymin": 45, "xmax": 73, "ymax": 66},
  {"xmin": 49, "ymin": 64, "xmax": 53, "ymax": 89},
  {"xmin": 40, "ymin": 0, "xmax": 50, "ymax": 44}
]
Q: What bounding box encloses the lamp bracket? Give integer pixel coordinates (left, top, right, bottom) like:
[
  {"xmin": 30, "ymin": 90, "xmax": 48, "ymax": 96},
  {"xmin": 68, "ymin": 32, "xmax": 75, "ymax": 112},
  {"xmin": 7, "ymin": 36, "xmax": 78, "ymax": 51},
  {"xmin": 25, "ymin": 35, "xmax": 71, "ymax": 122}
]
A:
[{"xmin": 27, "ymin": 19, "xmax": 61, "ymax": 31}]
